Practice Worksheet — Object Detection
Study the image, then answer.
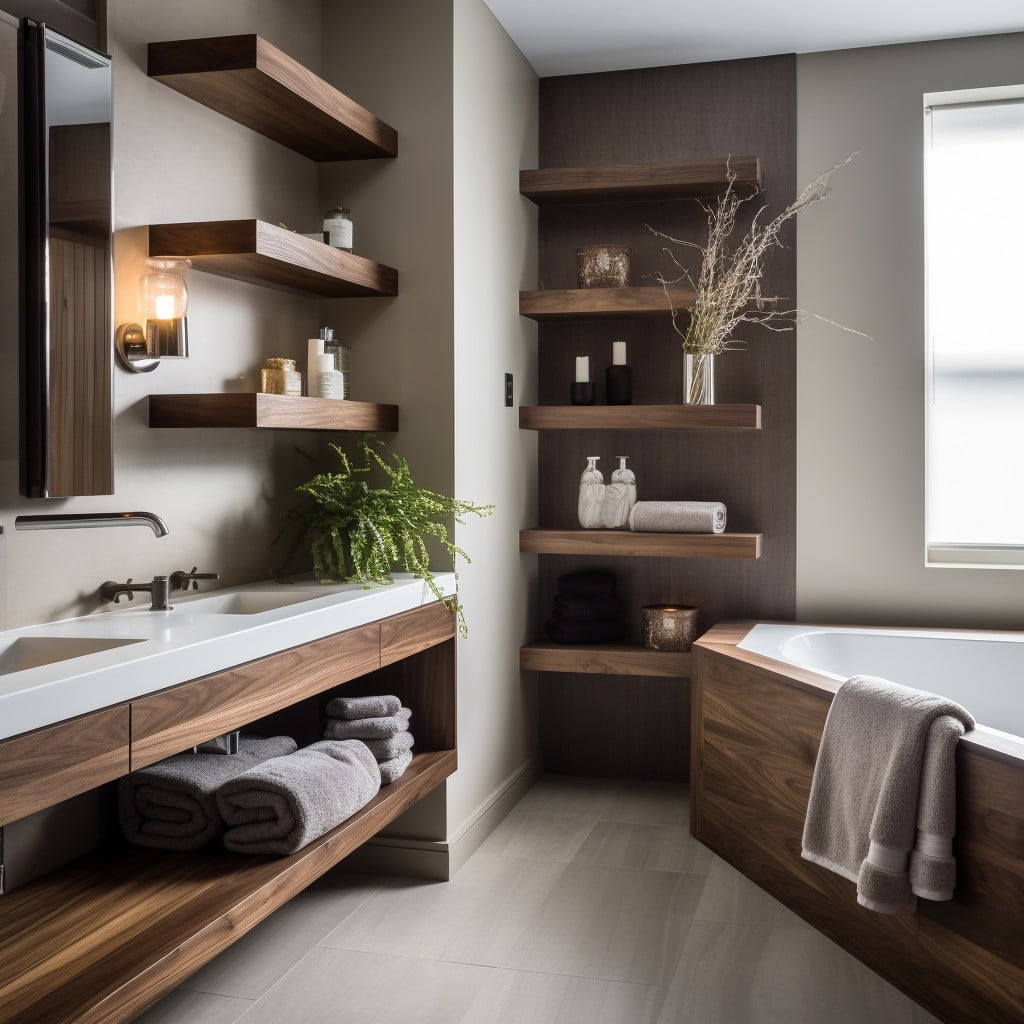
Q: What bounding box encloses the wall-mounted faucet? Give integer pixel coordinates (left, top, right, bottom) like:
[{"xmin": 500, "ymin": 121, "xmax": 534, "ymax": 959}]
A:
[
  {"xmin": 15, "ymin": 512, "xmax": 170, "ymax": 537},
  {"xmin": 100, "ymin": 567, "xmax": 219, "ymax": 611}
]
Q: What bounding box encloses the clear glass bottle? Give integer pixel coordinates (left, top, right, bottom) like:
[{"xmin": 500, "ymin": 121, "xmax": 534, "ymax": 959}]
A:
[
  {"xmin": 603, "ymin": 455, "xmax": 637, "ymax": 529},
  {"xmin": 322, "ymin": 326, "xmax": 352, "ymax": 399},
  {"xmin": 578, "ymin": 456, "xmax": 605, "ymax": 529},
  {"xmin": 323, "ymin": 205, "xmax": 353, "ymax": 251}
]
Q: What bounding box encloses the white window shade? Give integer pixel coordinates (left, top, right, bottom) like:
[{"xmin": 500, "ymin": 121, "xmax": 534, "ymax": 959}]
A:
[{"xmin": 925, "ymin": 93, "xmax": 1024, "ymax": 568}]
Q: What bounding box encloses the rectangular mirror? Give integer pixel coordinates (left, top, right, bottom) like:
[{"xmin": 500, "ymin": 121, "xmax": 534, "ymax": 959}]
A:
[{"xmin": 21, "ymin": 19, "xmax": 113, "ymax": 497}]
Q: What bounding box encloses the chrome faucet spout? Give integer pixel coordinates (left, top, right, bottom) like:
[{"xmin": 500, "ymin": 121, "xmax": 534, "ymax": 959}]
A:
[{"xmin": 15, "ymin": 512, "xmax": 169, "ymax": 537}]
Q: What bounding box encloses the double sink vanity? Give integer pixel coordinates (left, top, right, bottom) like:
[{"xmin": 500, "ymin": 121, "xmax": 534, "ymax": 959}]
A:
[{"xmin": 0, "ymin": 574, "xmax": 458, "ymax": 1024}]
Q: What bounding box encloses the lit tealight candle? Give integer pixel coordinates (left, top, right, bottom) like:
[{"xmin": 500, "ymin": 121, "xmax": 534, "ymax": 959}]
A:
[{"xmin": 575, "ymin": 355, "xmax": 590, "ymax": 383}]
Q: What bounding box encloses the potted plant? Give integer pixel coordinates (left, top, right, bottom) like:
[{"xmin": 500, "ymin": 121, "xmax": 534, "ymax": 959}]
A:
[{"xmin": 281, "ymin": 437, "xmax": 493, "ymax": 636}]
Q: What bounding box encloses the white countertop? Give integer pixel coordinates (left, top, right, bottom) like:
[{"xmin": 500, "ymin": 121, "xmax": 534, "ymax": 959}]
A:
[{"xmin": 0, "ymin": 573, "xmax": 456, "ymax": 742}]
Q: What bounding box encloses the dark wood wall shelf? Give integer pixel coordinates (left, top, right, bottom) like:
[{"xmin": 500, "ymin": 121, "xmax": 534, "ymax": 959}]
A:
[
  {"xmin": 519, "ymin": 285, "xmax": 693, "ymax": 321},
  {"xmin": 0, "ymin": 750, "xmax": 454, "ymax": 1024},
  {"xmin": 148, "ymin": 35, "xmax": 397, "ymax": 161},
  {"xmin": 148, "ymin": 220, "xmax": 397, "ymax": 298},
  {"xmin": 520, "ymin": 529, "xmax": 762, "ymax": 560},
  {"xmin": 519, "ymin": 404, "xmax": 761, "ymax": 431},
  {"xmin": 148, "ymin": 394, "xmax": 398, "ymax": 432},
  {"xmin": 520, "ymin": 156, "xmax": 760, "ymax": 205},
  {"xmin": 521, "ymin": 641, "xmax": 691, "ymax": 677}
]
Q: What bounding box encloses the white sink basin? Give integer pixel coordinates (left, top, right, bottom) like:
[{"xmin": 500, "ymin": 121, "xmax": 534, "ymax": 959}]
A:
[
  {"xmin": 173, "ymin": 589, "xmax": 342, "ymax": 615},
  {"xmin": 0, "ymin": 636, "xmax": 145, "ymax": 674}
]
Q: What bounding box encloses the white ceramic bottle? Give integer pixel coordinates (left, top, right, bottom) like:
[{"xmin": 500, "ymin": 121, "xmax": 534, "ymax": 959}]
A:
[
  {"xmin": 604, "ymin": 455, "xmax": 637, "ymax": 528},
  {"xmin": 578, "ymin": 456, "xmax": 605, "ymax": 529}
]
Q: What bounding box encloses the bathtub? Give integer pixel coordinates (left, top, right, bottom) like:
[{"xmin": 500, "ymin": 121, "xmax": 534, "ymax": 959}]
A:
[
  {"xmin": 691, "ymin": 621, "xmax": 1024, "ymax": 1023},
  {"xmin": 737, "ymin": 623, "xmax": 1024, "ymax": 758}
]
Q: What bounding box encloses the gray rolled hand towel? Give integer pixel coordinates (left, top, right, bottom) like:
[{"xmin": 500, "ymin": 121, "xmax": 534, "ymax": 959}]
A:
[
  {"xmin": 119, "ymin": 735, "xmax": 298, "ymax": 851},
  {"xmin": 325, "ymin": 694, "xmax": 401, "ymax": 720},
  {"xmin": 324, "ymin": 709, "xmax": 411, "ymax": 740},
  {"xmin": 217, "ymin": 740, "xmax": 381, "ymax": 856},
  {"xmin": 379, "ymin": 748, "xmax": 413, "ymax": 785},
  {"xmin": 628, "ymin": 500, "xmax": 726, "ymax": 534}
]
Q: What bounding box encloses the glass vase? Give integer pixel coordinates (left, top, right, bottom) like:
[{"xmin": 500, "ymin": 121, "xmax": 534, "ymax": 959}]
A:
[{"xmin": 684, "ymin": 352, "xmax": 715, "ymax": 405}]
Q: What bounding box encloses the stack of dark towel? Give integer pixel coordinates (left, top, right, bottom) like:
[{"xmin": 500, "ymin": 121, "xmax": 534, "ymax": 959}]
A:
[
  {"xmin": 545, "ymin": 570, "xmax": 627, "ymax": 644},
  {"xmin": 118, "ymin": 733, "xmax": 382, "ymax": 856},
  {"xmin": 324, "ymin": 694, "xmax": 414, "ymax": 785}
]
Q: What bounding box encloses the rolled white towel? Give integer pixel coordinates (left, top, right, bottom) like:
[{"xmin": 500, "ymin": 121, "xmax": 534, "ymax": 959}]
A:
[{"xmin": 628, "ymin": 500, "xmax": 726, "ymax": 534}]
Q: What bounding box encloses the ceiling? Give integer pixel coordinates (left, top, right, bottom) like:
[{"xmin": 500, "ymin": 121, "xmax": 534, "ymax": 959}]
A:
[{"xmin": 481, "ymin": 0, "xmax": 1024, "ymax": 77}]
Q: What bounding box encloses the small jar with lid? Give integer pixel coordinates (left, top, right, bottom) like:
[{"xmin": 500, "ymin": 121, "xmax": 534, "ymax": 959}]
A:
[
  {"xmin": 323, "ymin": 205, "xmax": 353, "ymax": 251},
  {"xmin": 259, "ymin": 358, "xmax": 302, "ymax": 397}
]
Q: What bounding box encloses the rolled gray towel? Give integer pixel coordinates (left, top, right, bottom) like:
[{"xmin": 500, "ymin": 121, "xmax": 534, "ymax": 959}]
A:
[
  {"xmin": 325, "ymin": 694, "xmax": 401, "ymax": 720},
  {"xmin": 324, "ymin": 709, "xmax": 411, "ymax": 740},
  {"xmin": 628, "ymin": 500, "xmax": 727, "ymax": 534},
  {"xmin": 324, "ymin": 725, "xmax": 415, "ymax": 761},
  {"xmin": 119, "ymin": 735, "xmax": 297, "ymax": 851},
  {"xmin": 217, "ymin": 740, "xmax": 381, "ymax": 856},
  {"xmin": 379, "ymin": 748, "xmax": 413, "ymax": 785}
]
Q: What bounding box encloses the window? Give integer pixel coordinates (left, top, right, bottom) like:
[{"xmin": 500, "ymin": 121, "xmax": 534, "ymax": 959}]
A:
[{"xmin": 924, "ymin": 86, "xmax": 1024, "ymax": 568}]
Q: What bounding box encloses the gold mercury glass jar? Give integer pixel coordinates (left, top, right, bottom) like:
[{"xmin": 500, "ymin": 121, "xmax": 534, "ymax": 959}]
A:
[{"xmin": 260, "ymin": 358, "xmax": 302, "ymax": 396}]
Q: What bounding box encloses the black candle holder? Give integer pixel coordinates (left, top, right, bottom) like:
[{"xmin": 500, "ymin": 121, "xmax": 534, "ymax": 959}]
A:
[{"xmin": 570, "ymin": 381, "xmax": 596, "ymax": 405}]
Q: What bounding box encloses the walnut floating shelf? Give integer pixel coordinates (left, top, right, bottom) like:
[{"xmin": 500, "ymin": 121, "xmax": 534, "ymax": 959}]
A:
[
  {"xmin": 519, "ymin": 404, "xmax": 761, "ymax": 431},
  {"xmin": 521, "ymin": 642, "xmax": 691, "ymax": 678},
  {"xmin": 519, "ymin": 285, "xmax": 694, "ymax": 320},
  {"xmin": 148, "ymin": 394, "xmax": 398, "ymax": 432},
  {"xmin": 519, "ymin": 529, "xmax": 762, "ymax": 560},
  {"xmin": 148, "ymin": 220, "xmax": 397, "ymax": 298},
  {"xmin": 147, "ymin": 34, "xmax": 397, "ymax": 160},
  {"xmin": 0, "ymin": 749, "xmax": 454, "ymax": 1024},
  {"xmin": 520, "ymin": 156, "xmax": 761, "ymax": 205}
]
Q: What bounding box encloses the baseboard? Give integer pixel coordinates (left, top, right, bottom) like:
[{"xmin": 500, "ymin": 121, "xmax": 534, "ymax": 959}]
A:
[{"xmin": 336, "ymin": 752, "xmax": 543, "ymax": 881}]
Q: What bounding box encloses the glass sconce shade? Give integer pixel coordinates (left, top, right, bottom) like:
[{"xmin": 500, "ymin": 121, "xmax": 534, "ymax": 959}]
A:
[{"xmin": 143, "ymin": 258, "xmax": 191, "ymax": 358}]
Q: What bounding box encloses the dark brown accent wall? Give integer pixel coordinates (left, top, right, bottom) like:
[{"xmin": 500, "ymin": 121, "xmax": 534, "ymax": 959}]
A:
[{"xmin": 536, "ymin": 56, "xmax": 797, "ymax": 779}]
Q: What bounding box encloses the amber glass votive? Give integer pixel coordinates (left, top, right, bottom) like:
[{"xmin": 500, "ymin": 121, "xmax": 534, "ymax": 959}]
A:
[{"xmin": 641, "ymin": 605, "xmax": 699, "ymax": 652}]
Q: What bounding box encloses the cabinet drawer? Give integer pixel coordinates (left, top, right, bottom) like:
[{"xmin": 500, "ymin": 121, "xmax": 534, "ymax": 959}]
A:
[
  {"xmin": 0, "ymin": 705, "xmax": 129, "ymax": 826},
  {"xmin": 380, "ymin": 601, "xmax": 456, "ymax": 668},
  {"xmin": 130, "ymin": 623, "xmax": 380, "ymax": 770}
]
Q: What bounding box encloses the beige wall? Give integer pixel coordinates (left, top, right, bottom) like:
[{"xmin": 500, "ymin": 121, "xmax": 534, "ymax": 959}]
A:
[
  {"xmin": 796, "ymin": 32, "xmax": 1024, "ymax": 629},
  {"xmin": 451, "ymin": 0, "xmax": 539, "ymax": 850},
  {"xmin": 0, "ymin": 0, "xmax": 324, "ymax": 630}
]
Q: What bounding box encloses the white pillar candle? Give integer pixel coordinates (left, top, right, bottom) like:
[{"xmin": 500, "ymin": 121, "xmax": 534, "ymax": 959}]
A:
[
  {"xmin": 612, "ymin": 340, "xmax": 627, "ymax": 366},
  {"xmin": 575, "ymin": 355, "xmax": 590, "ymax": 383}
]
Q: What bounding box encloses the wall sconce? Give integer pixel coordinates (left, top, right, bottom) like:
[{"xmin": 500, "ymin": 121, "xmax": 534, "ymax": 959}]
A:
[{"xmin": 115, "ymin": 258, "xmax": 192, "ymax": 373}]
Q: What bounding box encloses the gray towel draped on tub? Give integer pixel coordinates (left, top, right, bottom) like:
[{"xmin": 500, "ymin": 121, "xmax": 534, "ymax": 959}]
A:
[
  {"xmin": 801, "ymin": 674, "xmax": 975, "ymax": 914},
  {"xmin": 217, "ymin": 739, "xmax": 381, "ymax": 855},
  {"xmin": 119, "ymin": 735, "xmax": 298, "ymax": 851}
]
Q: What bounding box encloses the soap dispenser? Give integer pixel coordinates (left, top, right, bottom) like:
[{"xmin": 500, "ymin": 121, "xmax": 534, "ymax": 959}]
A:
[
  {"xmin": 578, "ymin": 456, "xmax": 605, "ymax": 529},
  {"xmin": 604, "ymin": 455, "xmax": 637, "ymax": 529}
]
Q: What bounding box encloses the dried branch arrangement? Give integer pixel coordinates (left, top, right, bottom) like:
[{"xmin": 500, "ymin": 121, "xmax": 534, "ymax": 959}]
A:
[{"xmin": 651, "ymin": 154, "xmax": 866, "ymax": 356}]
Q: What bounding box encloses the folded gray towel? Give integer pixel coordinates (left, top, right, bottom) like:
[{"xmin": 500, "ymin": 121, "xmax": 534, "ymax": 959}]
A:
[
  {"xmin": 119, "ymin": 735, "xmax": 297, "ymax": 851},
  {"xmin": 323, "ymin": 709, "xmax": 411, "ymax": 740},
  {"xmin": 379, "ymin": 748, "xmax": 413, "ymax": 785},
  {"xmin": 628, "ymin": 500, "xmax": 727, "ymax": 533},
  {"xmin": 325, "ymin": 694, "xmax": 402, "ymax": 720},
  {"xmin": 217, "ymin": 740, "xmax": 381, "ymax": 856},
  {"xmin": 325, "ymin": 728, "xmax": 415, "ymax": 761},
  {"xmin": 801, "ymin": 675, "xmax": 974, "ymax": 914}
]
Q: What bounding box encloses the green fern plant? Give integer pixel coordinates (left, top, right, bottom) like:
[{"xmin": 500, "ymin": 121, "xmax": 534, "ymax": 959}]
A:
[{"xmin": 282, "ymin": 437, "xmax": 493, "ymax": 636}]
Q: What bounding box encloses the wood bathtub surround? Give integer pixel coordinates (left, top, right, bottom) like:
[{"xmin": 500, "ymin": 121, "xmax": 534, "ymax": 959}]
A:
[{"xmin": 692, "ymin": 623, "xmax": 1024, "ymax": 1023}]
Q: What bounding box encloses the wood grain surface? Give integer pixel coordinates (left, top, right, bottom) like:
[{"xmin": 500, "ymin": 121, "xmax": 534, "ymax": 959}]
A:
[
  {"xmin": 148, "ymin": 220, "xmax": 398, "ymax": 298},
  {"xmin": 520, "ymin": 156, "xmax": 761, "ymax": 205},
  {"xmin": 130, "ymin": 624, "xmax": 381, "ymax": 769},
  {"xmin": 148, "ymin": 393, "xmax": 399, "ymax": 432},
  {"xmin": 520, "ymin": 641, "xmax": 691, "ymax": 677},
  {"xmin": 0, "ymin": 750, "xmax": 455, "ymax": 1024},
  {"xmin": 0, "ymin": 706, "xmax": 129, "ymax": 826},
  {"xmin": 520, "ymin": 528, "xmax": 761, "ymax": 559},
  {"xmin": 519, "ymin": 403, "xmax": 761, "ymax": 430},
  {"xmin": 147, "ymin": 35, "xmax": 397, "ymax": 160},
  {"xmin": 692, "ymin": 631, "xmax": 1024, "ymax": 1023},
  {"xmin": 379, "ymin": 601, "xmax": 456, "ymax": 668},
  {"xmin": 532, "ymin": 56, "xmax": 796, "ymax": 779},
  {"xmin": 519, "ymin": 285, "xmax": 695, "ymax": 320}
]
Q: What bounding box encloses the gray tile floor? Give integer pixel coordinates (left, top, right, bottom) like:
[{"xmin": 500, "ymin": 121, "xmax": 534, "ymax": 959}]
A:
[{"xmin": 135, "ymin": 776, "xmax": 942, "ymax": 1024}]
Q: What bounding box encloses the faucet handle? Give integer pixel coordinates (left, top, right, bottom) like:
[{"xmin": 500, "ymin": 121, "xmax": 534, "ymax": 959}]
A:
[
  {"xmin": 170, "ymin": 566, "xmax": 221, "ymax": 592},
  {"xmin": 100, "ymin": 579, "xmax": 136, "ymax": 603}
]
